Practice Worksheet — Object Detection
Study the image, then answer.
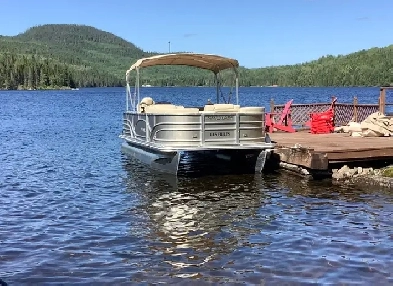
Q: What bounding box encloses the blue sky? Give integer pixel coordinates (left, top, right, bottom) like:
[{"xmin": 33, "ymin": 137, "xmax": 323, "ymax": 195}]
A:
[{"xmin": 0, "ymin": 0, "xmax": 391, "ymax": 68}]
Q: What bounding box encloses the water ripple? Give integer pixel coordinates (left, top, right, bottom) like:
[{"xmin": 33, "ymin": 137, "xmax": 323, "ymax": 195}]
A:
[{"xmin": 0, "ymin": 88, "xmax": 392, "ymax": 284}]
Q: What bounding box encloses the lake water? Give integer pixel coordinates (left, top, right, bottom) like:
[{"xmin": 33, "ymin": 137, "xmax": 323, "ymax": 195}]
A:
[{"xmin": 1, "ymin": 87, "xmax": 392, "ymax": 284}]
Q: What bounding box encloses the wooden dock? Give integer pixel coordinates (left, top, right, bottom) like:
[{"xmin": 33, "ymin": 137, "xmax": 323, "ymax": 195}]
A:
[
  {"xmin": 270, "ymin": 132, "xmax": 393, "ymax": 171},
  {"xmin": 266, "ymin": 86, "xmax": 393, "ymax": 175}
]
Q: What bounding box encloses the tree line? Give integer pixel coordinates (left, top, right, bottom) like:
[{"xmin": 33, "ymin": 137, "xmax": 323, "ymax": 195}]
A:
[
  {"xmin": 242, "ymin": 46, "xmax": 393, "ymax": 87},
  {"xmin": 0, "ymin": 53, "xmax": 122, "ymax": 90},
  {"xmin": 0, "ymin": 24, "xmax": 392, "ymax": 89}
]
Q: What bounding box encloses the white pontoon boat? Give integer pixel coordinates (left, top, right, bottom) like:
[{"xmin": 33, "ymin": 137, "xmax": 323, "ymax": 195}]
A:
[{"xmin": 120, "ymin": 53, "xmax": 275, "ymax": 176}]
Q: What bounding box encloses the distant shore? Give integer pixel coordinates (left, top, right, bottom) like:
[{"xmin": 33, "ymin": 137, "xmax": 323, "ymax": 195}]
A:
[
  {"xmin": 1, "ymin": 85, "xmax": 391, "ymax": 91},
  {"xmin": 0, "ymin": 86, "xmax": 79, "ymax": 91}
]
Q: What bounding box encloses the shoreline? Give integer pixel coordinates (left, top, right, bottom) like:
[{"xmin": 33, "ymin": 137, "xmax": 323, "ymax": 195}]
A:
[
  {"xmin": 332, "ymin": 165, "xmax": 393, "ymax": 189},
  {"xmin": 0, "ymin": 86, "xmax": 80, "ymax": 91},
  {"xmin": 274, "ymin": 162, "xmax": 393, "ymax": 189},
  {"xmin": 1, "ymin": 85, "xmax": 388, "ymax": 90}
]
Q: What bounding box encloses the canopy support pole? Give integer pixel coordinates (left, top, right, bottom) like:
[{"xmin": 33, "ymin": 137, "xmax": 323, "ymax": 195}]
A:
[
  {"xmin": 215, "ymin": 73, "xmax": 219, "ymax": 103},
  {"xmin": 136, "ymin": 67, "xmax": 140, "ymax": 106},
  {"xmin": 126, "ymin": 82, "xmax": 129, "ymax": 111},
  {"xmin": 235, "ymin": 70, "xmax": 239, "ymax": 105}
]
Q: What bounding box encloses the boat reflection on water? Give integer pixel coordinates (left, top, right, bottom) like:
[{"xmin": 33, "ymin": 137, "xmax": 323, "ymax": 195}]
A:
[{"xmin": 122, "ymin": 158, "xmax": 275, "ymax": 276}]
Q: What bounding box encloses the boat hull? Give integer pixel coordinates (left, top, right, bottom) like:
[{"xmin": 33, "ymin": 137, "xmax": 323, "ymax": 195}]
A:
[{"xmin": 121, "ymin": 141, "xmax": 271, "ymax": 176}]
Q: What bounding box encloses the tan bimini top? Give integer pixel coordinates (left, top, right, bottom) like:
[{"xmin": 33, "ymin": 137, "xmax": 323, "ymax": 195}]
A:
[{"xmin": 126, "ymin": 53, "xmax": 239, "ymax": 77}]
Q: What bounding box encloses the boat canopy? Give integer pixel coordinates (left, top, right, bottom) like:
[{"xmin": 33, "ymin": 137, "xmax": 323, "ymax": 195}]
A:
[
  {"xmin": 125, "ymin": 53, "xmax": 240, "ymax": 111},
  {"xmin": 126, "ymin": 53, "xmax": 239, "ymax": 76}
]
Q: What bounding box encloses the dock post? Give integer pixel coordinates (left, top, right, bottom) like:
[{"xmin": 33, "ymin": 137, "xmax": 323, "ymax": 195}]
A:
[
  {"xmin": 331, "ymin": 96, "xmax": 336, "ymax": 126},
  {"xmin": 353, "ymin": 96, "xmax": 358, "ymax": 122},
  {"xmin": 270, "ymin": 98, "xmax": 275, "ymax": 113},
  {"xmin": 269, "ymin": 98, "xmax": 275, "ymax": 123},
  {"xmin": 379, "ymin": 87, "xmax": 386, "ymax": 115}
]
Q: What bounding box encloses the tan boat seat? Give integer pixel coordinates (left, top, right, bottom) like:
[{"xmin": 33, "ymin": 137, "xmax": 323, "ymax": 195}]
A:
[
  {"xmin": 169, "ymin": 108, "xmax": 200, "ymax": 114},
  {"xmin": 144, "ymin": 104, "xmax": 178, "ymax": 113},
  {"xmin": 138, "ymin": 97, "xmax": 155, "ymax": 112},
  {"xmin": 219, "ymin": 104, "xmax": 240, "ymax": 112},
  {"xmin": 144, "ymin": 104, "xmax": 198, "ymax": 114},
  {"xmin": 204, "ymin": 105, "xmax": 215, "ymax": 112},
  {"xmin": 239, "ymin": 106, "xmax": 264, "ymax": 113},
  {"xmin": 203, "ymin": 103, "xmax": 240, "ymax": 113},
  {"xmin": 214, "ymin": 103, "xmax": 235, "ymax": 110},
  {"xmin": 140, "ymin": 97, "xmax": 154, "ymax": 105},
  {"xmin": 147, "ymin": 104, "xmax": 178, "ymax": 109}
]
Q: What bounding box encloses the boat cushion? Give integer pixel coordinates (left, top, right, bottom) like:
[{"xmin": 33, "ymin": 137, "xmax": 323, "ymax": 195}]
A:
[
  {"xmin": 138, "ymin": 97, "xmax": 155, "ymax": 112},
  {"xmin": 144, "ymin": 104, "xmax": 198, "ymax": 114},
  {"xmin": 140, "ymin": 97, "xmax": 154, "ymax": 105},
  {"xmin": 204, "ymin": 105, "xmax": 215, "ymax": 112},
  {"xmin": 214, "ymin": 103, "xmax": 235, "ymax": 110},
  {"xmin": 203, "ymin": 104, "xmax": 240, "ymax": 112},
  {"xmin": 239, "ymin": 107, "xmax": 264, "ymax": 113},
  {"xmin": 144, "ymin": 104, "xmax": 178, "ymax": 113}
]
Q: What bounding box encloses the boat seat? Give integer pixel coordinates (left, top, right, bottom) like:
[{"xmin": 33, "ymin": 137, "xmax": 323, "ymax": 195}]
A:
[
  {"xmin": 144, "ymin": 104, "xmax": 199, "ymax": 114},
  {"xmin": 144, "ymin": 104, "xmax": 178, "ymax": 113},
  {"xmin": 203, "ymin": 105, "xmax": 216, "ymax": 112},
  {"xmin": 146, "ymin": 108, "xmax": 199, "ymax": 114},
  {"xmin": 239, "ymin": 107, "xmax": 264, "ymax": 113},
  {"xmin": 141, "ymin": 97, "xmax": 154, "ymax": 105},
  {"xmin": 146, "ymin": 104, "xmax": 179, "ymax": 109},
  {"xmin": 138, "ymin": 97, "xmax": 155, "ymax": 112},
  {"xmin": 170, "ymin": 108, "xmax": 200, "ymax": 114},
  {"xmin": 203, "ymin": 103, "xmax": 240, "ymax": 113}
]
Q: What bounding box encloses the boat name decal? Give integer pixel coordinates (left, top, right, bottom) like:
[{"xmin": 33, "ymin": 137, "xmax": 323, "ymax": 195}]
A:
[
  {"xmin": 209, "ymin": 131, "xmax": 231, "ymax": 137},
  {"xmin": 206, "ymin": 115, "xmax": 233, "ymax": 121}
]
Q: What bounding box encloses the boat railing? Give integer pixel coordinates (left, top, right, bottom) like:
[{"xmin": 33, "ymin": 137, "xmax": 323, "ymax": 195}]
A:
[{"xmin": 123, "ymin": 108, "xmax": 267, "ymax": 148}]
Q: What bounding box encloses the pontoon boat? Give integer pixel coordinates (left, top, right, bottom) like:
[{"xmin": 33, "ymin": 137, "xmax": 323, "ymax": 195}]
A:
[{"xmin": 120, "ymin": 53, "xmax": 275, "ymax": 176}]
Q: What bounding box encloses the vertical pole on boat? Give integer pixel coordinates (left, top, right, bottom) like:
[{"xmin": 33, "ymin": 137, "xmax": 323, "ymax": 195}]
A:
[
  {"xmin": 235, "ymin": 69, "xmax": 239, "ymax": 105},
  {"xmin": 125, "ymin": 71, "xmax": 130, "ymax": 111},
  {"xmin": 126, "ymin": 81, "xmax": 129, "ymax": 111},
  {"xmin": 136, "ymin": 67, "xmax": 140, "ymax": 106},
  {"xmin": 215, "ymin": 72, "xmax": 219, "ymax": 103}
]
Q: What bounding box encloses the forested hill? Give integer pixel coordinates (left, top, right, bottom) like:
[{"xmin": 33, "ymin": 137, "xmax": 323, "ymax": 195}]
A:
[
  {"xmin": 244, "ymin": 46, "xmax": 393, "ymax": 87},
  {"xmin": 0, "ymin": 24, "xmax": 392, "ymax": 90},
  {"xmin": 0, "ymin": 24, "xmax": 151, "ymax": 90}
]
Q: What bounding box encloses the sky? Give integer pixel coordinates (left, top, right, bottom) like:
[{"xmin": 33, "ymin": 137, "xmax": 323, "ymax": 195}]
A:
[{"xmin": 0, "ymin": 0, "xmax": 391, "ymax": 68}]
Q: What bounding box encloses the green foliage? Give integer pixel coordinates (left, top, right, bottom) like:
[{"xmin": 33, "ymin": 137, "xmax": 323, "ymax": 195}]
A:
[
  {"xmin": 245, "ymin": 47, "xmax": 393, "ymax": 87},
  {"xmin": 0, "ymin": 24, "xmax": 392, "ymax": 90},
  {"xmin": 0, "ymin": 53, "xmax": 122, "ymax": 90},
  {"xmin": 0, "ymin": 53, "xmax": 74, "ymax": 90},
  {"xmin": 382, "ymin": 166, "xmax": 393, "ymax": 178}
]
